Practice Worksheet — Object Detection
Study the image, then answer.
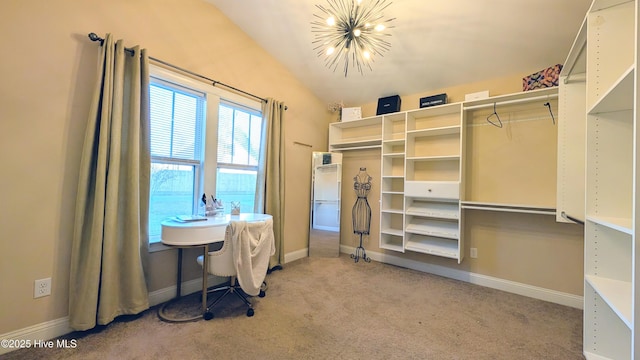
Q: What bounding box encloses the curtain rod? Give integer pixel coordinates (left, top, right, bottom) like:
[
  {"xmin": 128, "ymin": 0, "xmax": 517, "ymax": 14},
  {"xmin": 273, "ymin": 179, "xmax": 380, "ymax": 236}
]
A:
[{"xmin": 87, "ymin": 33, "xmax": 287, "ymax": 110}]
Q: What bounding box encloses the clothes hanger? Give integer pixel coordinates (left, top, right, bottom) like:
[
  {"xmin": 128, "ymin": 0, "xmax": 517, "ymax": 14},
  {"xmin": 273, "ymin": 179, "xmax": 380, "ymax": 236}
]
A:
[
  {"xmin": 487, "ymin": 103, "xmax": 503, "ymax": 128},
  {"xmin": 544, "ymin": 102, "xmax": 555, "ymax": 125}
]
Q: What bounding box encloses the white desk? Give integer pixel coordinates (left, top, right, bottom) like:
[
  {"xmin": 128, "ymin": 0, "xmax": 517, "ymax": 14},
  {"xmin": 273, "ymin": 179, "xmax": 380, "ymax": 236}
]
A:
[{"xmin": 159, "ymin": 213, "xmax": 272, "ymax": 321}]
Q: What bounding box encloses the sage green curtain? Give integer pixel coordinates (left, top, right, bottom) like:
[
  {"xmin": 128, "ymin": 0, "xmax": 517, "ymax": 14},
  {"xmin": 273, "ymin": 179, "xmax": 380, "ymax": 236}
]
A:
[
  {"xmin": 69, "ymin": 34, "xmax": 150, "ymax": 331},
  {"xmin": 261, "ymin": 98, "xmax": 286, "ymax": 269}
]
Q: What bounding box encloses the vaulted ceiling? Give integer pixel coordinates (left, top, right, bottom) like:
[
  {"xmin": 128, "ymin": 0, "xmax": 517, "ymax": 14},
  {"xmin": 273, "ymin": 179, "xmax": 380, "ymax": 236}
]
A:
[{"xmin": 206, "ymin": 0, "xmax": 592, "ymax": 106}]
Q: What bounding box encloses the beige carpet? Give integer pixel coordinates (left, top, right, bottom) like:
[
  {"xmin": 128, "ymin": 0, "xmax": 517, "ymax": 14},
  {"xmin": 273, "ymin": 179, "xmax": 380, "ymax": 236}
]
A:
[{"xmin": 2, "ymin": 255, "xmax": 584, "ymax": 360}]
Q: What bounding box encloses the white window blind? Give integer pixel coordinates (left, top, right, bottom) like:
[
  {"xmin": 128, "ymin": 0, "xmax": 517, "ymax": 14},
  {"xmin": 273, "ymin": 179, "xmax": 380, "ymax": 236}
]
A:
[{"xmin": 148, "ymin": 79, "xmax": 205, "ymax": 243}]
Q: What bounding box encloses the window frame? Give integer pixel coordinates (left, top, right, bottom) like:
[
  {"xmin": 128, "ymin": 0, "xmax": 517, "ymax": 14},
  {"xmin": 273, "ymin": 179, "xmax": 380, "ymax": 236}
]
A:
[{"xmin": 147, "ymin": 65, "xmax": 263, "ymax": 252}]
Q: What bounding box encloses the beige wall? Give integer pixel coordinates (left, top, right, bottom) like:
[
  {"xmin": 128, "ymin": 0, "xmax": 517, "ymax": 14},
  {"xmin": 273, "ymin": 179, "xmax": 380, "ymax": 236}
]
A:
[
  {"xmin": 338, "ymin": 75, "xmax": 584, "ymax": 297},
  {"xmin": 0, "ymin": 0, "xmax": 329, "ymax": 334},
  {"xmin": 0, "ymin": 0, "xmax": 582, "ymax": 338}
]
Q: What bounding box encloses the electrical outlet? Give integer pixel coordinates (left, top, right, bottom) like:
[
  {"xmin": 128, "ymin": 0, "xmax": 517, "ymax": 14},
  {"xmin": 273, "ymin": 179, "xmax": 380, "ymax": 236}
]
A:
[
  {"xmin": 34, "ymin": 278, "xmax": 51, "ymax": 298},
  {"xmin": 470, "ymin": 248, "xmax": 478, "ymax": 259}
]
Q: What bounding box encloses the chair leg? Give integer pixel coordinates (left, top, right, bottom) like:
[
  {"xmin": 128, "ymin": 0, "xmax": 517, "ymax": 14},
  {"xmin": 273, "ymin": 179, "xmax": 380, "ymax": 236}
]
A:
[{"xmin": 203, "ymin": 276, "xmax": 255, "ymax": 319}]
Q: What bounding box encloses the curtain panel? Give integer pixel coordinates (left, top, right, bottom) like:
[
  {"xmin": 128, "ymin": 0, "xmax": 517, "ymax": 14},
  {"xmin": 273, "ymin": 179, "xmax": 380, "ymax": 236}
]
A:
[
  {"xmin": 69, "ymin": 34, "xmax": 150, "ymax": 331},
  {"xmin": 261, "ymin": 98, "xmax": 286, "ymax": 270}
]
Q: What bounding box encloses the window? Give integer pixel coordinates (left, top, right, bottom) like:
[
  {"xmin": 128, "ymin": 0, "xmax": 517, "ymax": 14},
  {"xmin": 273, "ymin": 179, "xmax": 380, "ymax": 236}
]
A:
[
  {"xmin": 147, "ymin": 66, "xmax": 265, "ymax": 245},
  {"xmin": 148, "ymin": 79, "xmax": 205, "ymax": 242},
  {"xmin": 216, "ymin": 102, "xmax": 264, "ymax": 214}
]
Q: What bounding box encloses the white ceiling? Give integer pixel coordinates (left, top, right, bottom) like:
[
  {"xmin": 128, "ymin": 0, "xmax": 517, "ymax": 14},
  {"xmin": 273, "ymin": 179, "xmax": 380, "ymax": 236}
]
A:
[{"xmin": 206, "ymin": 0, "xmax": 591, "ymax": 106}]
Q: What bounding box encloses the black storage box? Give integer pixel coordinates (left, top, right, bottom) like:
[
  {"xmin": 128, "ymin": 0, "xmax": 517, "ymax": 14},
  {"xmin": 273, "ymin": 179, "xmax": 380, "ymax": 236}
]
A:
[
  {"xmin": 420, "ymin": 93, "xmax": 447, "ymax": 108},
  {"xmin": 376, "ymin": 95, "xmax": 401, "ymax": 115}
]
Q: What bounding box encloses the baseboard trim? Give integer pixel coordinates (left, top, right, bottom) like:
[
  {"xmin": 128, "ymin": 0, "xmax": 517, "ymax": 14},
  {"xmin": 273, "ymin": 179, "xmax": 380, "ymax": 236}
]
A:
[
  {"xmin": 340, "ymin": 245, "xmax": 583, "ymax": 309},
  {"xmin": 0, "ymin": 317, "xmax": 72, "ymax": 355},
  {"xmin": 284, "ymin": 247, "xmax": 308, "ymax": 264}
]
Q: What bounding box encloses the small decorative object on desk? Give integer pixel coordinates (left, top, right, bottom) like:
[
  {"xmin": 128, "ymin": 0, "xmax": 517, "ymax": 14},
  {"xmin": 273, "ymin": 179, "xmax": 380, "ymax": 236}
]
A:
[{"xmin": 230, "ymin": 201, "xmax": 241, "ymax": 215}]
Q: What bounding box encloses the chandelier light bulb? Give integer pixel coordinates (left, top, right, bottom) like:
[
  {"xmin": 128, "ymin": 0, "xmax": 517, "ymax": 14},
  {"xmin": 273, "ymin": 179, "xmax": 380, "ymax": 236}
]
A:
[
  {"xmin": 375, "ymin": 24, "xmax": 385, "ymax": 32},
  {"xmin": 327, "ymin": 16, "xmax": 336, "ymax": 26},
  {"xmin": 326, "ymin": 46, "xmax": 335, "ymax": 55},
  {"xmin": 363, "ymin": 50, "xmax": 370, "ymax": 59},
  {"xmin": 353, "ymin": 29, "xmax": 361, "ymax": 37}
]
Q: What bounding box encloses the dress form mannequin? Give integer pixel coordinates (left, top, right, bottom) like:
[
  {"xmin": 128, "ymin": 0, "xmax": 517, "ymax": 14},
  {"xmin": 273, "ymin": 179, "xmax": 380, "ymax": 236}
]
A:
[{"xmin": 351, "ymin": 167, "xmax": 372, "ymax": 262}]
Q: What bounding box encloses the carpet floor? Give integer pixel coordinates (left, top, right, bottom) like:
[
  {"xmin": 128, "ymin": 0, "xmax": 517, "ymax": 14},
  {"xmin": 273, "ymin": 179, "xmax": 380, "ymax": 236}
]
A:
[{"xmin": 2, "ymin": 254, "xmax": 584, "ymax": 359}]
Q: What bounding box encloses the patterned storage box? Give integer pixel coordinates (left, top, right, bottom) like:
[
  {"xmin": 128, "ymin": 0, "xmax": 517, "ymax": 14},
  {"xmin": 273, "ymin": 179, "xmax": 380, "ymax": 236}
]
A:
[{"xmin": 522, "ymin": 64, "xmax": 563, "ymax": 91}]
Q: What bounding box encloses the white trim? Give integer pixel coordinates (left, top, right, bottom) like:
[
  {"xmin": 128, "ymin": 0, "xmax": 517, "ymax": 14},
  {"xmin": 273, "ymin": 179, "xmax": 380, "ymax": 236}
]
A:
[
  {"xmin": 340, "ymin": 245, "xmax": 583, "ymax": 309},
  {"xmin": 284, "ymin": 248, "xmax": 309, "ymax": 264},
  {"xmin": 0, "ymin": 317, "xmax": 72, "ymax": 355},
  {"xmin": 149, "ymin": 64, "xmax": 260, "ymax": 110}
]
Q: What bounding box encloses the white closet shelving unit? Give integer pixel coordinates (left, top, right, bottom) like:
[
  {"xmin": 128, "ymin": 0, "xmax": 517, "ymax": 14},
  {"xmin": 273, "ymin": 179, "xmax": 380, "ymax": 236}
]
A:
[
  {"xmin": 404, "ymin": 103, "xmax": 464, "ymax": 262},
  {"xmin": 328, "ymin": 87, "xmax": 562, "ymax": 265},
  {"xmin": 460, "ymin": 87, "xmax": 559, "ymax": 216},
  {"xmin": 380, "ymin": 112, "xmax": 406, "ymax": 252},
  {"xmin": 579, "ymin": 0, "xmax": 638, "ymax": 358},
  {"xmin": 328, "ymin": 116, "xmax": 382, "ymax": 151}
]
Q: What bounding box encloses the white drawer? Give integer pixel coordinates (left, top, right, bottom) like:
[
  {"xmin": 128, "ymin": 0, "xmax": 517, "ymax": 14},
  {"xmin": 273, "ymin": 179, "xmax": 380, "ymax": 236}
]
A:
[{"xmin": 405, "ymin": 181, "xmax": 459, "ymax": 199}]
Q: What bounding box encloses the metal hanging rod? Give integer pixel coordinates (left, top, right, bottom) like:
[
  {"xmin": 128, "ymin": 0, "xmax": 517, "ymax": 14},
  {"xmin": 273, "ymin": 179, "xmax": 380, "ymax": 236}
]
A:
[{"xmin": 87, "ymin": 33, "xmax": 287, "ymax": 110}]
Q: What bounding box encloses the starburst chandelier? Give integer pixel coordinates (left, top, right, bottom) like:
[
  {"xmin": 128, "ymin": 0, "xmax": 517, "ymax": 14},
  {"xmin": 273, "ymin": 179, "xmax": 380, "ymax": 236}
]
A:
[{"xmin": 311, "ymin": 0, "xmax": 395, "ymax": 77}]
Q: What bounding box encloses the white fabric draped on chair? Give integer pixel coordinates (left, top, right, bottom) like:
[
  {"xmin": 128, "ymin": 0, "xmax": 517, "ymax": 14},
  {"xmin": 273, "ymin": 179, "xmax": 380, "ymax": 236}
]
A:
[{"xmin": 69, "ymin": 34, "xmax": 150, "ymax": 331}]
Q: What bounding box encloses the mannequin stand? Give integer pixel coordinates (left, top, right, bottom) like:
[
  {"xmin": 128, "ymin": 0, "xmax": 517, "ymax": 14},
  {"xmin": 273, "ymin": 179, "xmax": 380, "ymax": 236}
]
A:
[{"xmin": 350, "ymin": 233, "xmax": 371, "ymax": 263}]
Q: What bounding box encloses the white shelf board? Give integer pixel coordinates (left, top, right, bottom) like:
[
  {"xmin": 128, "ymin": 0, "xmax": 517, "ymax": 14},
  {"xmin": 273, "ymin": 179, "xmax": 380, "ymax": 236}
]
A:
[
  {"xmin": 405, "ymin": 223, "xmax": 459, "ymax": 240},
  {"xmin": 583, "ymin": 351, "xmax": 617, "ymax": 360},
  {"xmin": 588, "ymin": 65, "xmax": 634, "ymax": 114},
  {"xmin": 381, "ymin": 208, "xmax": 404, "ymax": 214},
  {"xmin": 331, "ymin": 116, "xmax": 381, "ymax": 128},
  {"xmin": 407, "ymin": 125, "xmax": 461, "ymax": 137},
  {"xmin": 404, "ymin": 237, "xmax": 459, "ymax": 259},
  {"xmin": 382, "ymin": 138, "xmax": 405, "ymax": 145},
  {"xmin": 585, "ymin": 275, "xmax": 632, "ymax": 328},
  {"xmin": 381, "ymin": 227, "xmax": 403, "ymax": 237},
  {"xmin": 382, "ymin": 152, "xmax": 405, "ymax": 158},
  {"xmin": 460, "ymin": 201, "xmax": 556, "ymax": 215},
  {"xmin": 585, "ymin": 215, "xmax": 632, "ymax": 234},
  {"xmin": 406, "ymin": 155, "xmax": 460, "ymax": 162},
  {"xmin": 330, "ymin": 138, "xmax": 382, "ymax": 148},
  {"xmin": 407, "ymin": 102, "xmax": 462, "ymax": 119},
  {"xmin": 406, "ymin": 204, "xmax": 459, "ymax": 220},
  {"xmin": 463, "ymin": 87, "xmax": 558, "ymax": 110},
  {"xmin": 380, "ymin": 242, "xmax": 404, "ymax": 252}
]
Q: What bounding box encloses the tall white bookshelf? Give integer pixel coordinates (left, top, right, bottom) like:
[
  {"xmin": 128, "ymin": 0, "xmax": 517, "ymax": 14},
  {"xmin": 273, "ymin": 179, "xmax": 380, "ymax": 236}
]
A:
[{"xmin": 580, "ymin": 0, "xmax": 638, "ymax": 358}]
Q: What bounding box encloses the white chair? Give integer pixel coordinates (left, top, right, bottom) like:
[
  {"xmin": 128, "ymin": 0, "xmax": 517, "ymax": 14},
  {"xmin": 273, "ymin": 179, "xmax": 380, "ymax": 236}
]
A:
[{"xmin": 196, "ymin": 218, "xmax": 275, "ymax": 320}]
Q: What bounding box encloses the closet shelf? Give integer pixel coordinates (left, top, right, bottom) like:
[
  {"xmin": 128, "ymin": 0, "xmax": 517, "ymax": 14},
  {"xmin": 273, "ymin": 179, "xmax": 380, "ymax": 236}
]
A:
[
  {"xmin": 463, "ymin": 87, "xmax": 558, "ymax": 111},
  {"xmin": 405, "ymin": 209, "xmax": 458, "ymax": 219},
  {"xmin": 406, "ymin": 155, "xmax": 460, "ymax": 161},
  {"xmin": 585, "ymin": 275, "xmax": 632, "ymax": 329},
  {"xmin": 585, "ymin": 215, "xmax": 632, "ymax": 234},
  {"xmin": 405, "ymin": 223, "xmax": 458, "ymax": 239},
  {"xmin": 382, "ymin": 152, "xmax": 405, "ymax": 158},
  {"xmin": 380, "ymin": 243, "xmax": 404, "ymax": 252},
  {"xmin": 404, "ymin": 236, "xmax": 459, "ymax": 258},
  {"xmin": 381, "ymin": 227, "xmax": 403, "ymax": 237},
  {"xmin": 407, "ymin": 125, "xmax": 461, "ymax": 137},
  {"xmin": 588, "ymin": 65, "xmax": 634, "ymax": 115},
  {"xmin": 460, "ymin": 201, "xmax": 556, "ymax": 215},
  {"xmin": 381, "ymin": 208, "xmax": 404, "ymax": 214},
  {"xmin": 330, "ymin": 138, "xmax": 382, "ymax": 149}
]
